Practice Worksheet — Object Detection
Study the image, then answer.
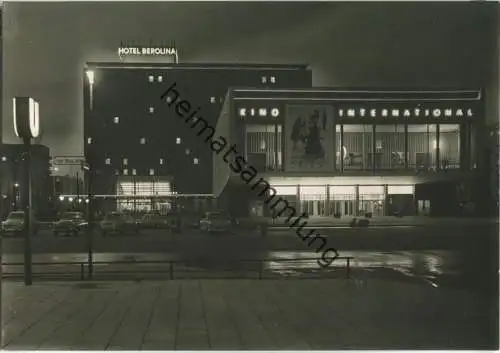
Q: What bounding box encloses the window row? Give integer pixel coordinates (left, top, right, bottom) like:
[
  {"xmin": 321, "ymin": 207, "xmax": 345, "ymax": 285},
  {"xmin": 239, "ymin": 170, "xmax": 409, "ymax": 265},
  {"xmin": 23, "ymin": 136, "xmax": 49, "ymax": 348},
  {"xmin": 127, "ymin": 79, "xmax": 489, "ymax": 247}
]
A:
[
  {"xmin": 87, "ymin": 137, "xmax": 183, "ymax": 145},
  {"xmin": 103, "ymin": 157, "xmax": 200, "ymax": 167},
  {"xmin": 244, "ymin": 123, "xmax": 468, "ymax": 171}
]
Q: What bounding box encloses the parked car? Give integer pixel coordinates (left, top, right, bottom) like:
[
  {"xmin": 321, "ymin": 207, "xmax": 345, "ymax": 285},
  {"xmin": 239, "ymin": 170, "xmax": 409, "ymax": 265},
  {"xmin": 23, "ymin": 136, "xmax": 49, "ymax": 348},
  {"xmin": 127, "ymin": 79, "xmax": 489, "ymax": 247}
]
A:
[
  {"xmin": 53, "ymin": 211, "xmax": 87, "ymax": 237},
  {"xmin": 199, "ymin": 212, "xmax": 233, "ymax": 233},
  {"xmin": 1, "ymin": 211, "xmax": 39, "ymax": 236},
  {"xmin": 99, "ymin": 212, "xmax": 140, "ymax": 236},
  {"xmin": 140, "ymin": 213, "xmax": 169, "ymax": 229}
]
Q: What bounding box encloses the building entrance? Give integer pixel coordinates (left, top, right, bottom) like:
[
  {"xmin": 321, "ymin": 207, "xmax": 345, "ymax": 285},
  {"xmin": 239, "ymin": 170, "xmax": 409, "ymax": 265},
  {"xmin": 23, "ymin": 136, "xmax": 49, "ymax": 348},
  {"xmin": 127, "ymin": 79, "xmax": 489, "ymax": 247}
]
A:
[{"xmin": 328, "ymin": 200, "xmax": 357, "ymax": 216}]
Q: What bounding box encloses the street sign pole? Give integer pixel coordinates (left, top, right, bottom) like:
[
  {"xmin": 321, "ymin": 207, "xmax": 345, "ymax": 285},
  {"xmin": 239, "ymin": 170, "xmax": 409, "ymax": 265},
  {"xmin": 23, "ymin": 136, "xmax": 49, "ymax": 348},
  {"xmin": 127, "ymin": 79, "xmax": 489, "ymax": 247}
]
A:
[{"xmin": 22, "ymin": 137, "xmax": 32, "ymax": 286}]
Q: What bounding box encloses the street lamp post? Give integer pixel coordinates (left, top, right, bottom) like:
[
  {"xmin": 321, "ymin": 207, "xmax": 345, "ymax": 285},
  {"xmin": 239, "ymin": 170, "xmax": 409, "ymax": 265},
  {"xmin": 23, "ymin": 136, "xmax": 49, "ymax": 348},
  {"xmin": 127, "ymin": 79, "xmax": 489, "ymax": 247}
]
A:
[
  {"xmin": 82, "ymin": 162, "xmax": 93, "ymax": 279},
  {"xmin": 13, "ymin": 96, "xmax": 40, "ymax": 286}
]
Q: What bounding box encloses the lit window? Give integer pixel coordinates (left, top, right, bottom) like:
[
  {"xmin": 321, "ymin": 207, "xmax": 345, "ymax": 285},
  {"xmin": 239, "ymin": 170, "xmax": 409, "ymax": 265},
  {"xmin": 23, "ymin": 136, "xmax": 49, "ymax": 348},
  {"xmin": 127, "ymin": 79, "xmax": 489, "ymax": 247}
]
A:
[
  {"xmin": 176, "ymin": 137, "xmax": 181, "ymax": 144},
  {"xmin": 123, "ymin": 158, "xmax": 128, "ymax": 165},
  {"xmin": 148, "ymin": 106, "xmax": 154, "ymax": 113},
  {"xmin": 185, "ymin": 148, "xmax": 191, "ymax": 155},
  {"xmin": 210, "ymin": 97, "xmax": 216, "ymax": 103},
  {"xmin": 261, "ymin": 76, "xmax": 267, "ymax": 84},
  {"xmin": 1, "ymin": 156, "xmax": 6, "ymax": 162},
  {"xmin": 148, "ymin": 75, "xmax": 154, "ymax": 83},
  {"xmin": 159, "ymin": 158, "xmax": 165, "ymax": 165},
  {"xmin": 132, "ymin": 169, "xmax": 137, "ymax": 176},
  {"xmin": 140, "ymin": 138, "xmax": 146, "ymax": 145},
  {"xmin": 157, "ymin": 75, "xmax": 163, "ymax": 83},
  {"xmin": 149, "ymin": 168, "xmax": 155, "ymax": 176},
  {"xmin": 87, "ymin": 137, "xmax": 92, "ymax": 144},
  {"xmin": 105, "ymin": 158, "xmax": 111, "ymax": 165},
  {"xmin": 113, "ymin": 116, "xmax": 119, "ymax": 124},
  {"xmin": 270, "ymin": 76, "xmax": 276, "ymax": 84},
  {"xmin": 193, "ymin": 158, "xmax": 199, "ymax": 165},
  {"xmin": 123, "ymin": 169, "xmax": 128, "ymax": 175}
]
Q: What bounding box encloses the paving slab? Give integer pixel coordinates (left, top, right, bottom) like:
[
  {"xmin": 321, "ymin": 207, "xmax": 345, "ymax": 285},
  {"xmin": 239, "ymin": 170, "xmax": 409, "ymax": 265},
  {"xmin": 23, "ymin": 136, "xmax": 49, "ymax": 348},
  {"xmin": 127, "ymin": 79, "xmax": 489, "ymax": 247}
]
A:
[{"xmin": 2, "ymin": 279, "xmax": 497, "ymax": 350}]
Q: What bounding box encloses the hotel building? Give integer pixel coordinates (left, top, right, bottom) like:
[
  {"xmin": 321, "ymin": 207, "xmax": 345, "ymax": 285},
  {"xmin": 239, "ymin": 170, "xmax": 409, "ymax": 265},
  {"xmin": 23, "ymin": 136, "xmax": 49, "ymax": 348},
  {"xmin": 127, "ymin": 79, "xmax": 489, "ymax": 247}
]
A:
[{"xmin": 83, "ymin": 62, "xmax": 312, "ymax": 212}]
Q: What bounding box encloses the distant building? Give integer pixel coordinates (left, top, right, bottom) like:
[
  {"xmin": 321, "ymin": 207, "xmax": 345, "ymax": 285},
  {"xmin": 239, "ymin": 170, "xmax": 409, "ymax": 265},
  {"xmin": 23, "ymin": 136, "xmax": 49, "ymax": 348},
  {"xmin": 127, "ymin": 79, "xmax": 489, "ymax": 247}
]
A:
[
  {"xmin": 0, "ymin": 143, "xmax": 50, "ymax": 218},
  {"xmin": 83, "ymin": 62, "xmax": 312, "ymax": 212},
  {"xmin": 214, "ymin": 88, "xmax": 485, "ymax": 218}
]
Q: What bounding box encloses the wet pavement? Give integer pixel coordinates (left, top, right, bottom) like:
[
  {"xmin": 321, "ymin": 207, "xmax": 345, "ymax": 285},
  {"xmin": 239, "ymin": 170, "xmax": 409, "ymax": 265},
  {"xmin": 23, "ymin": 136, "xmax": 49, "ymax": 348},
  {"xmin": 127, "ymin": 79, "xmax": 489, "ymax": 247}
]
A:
[{"xmin": 2, "ymin": 249, "xmax": 498, "ymax": 295}]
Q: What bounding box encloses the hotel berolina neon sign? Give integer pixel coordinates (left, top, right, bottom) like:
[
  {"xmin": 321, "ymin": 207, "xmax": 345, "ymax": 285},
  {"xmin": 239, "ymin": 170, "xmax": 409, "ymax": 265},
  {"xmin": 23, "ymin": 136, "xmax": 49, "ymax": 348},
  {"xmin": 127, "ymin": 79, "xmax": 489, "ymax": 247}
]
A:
[{"xmin": 117, "ymin": 44, "xmax": 179, "ymax": 63}]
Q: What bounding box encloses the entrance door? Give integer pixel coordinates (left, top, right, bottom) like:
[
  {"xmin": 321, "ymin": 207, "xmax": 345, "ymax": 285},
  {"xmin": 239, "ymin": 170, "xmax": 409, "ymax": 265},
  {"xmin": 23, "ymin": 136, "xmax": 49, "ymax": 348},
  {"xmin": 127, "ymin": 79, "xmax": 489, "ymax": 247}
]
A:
[{"xmin": 359, "ymin": 199, "xmax": 384, "ymax": 216}]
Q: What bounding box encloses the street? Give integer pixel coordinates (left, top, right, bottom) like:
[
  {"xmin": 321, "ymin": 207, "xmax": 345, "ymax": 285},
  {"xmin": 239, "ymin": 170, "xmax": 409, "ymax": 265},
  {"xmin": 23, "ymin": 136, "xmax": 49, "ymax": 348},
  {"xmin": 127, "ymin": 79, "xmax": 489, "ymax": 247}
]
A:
[
  {"xmin": 1, "ymin": 223, "xmax": 497, "ymax": 253},
  {"xmin": 1, "ymin": 224, "xmax": 498, "ymax": 294}
]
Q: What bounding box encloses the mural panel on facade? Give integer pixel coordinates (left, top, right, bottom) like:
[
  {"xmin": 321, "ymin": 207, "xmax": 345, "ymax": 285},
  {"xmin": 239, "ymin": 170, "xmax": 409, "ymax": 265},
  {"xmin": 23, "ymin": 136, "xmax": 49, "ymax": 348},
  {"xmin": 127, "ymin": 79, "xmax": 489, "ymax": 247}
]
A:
[{"xmin": 285, "ymin": 105, "xmax": 334, "ymax": 172}]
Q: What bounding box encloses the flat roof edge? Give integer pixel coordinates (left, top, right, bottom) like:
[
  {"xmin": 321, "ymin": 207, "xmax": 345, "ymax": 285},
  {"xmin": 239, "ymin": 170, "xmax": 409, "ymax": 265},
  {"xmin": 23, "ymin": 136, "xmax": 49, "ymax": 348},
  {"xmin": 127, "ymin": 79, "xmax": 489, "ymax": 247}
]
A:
[{"xmin": 84, "ymin": 62, "xmax": 310, "ymax": 70}]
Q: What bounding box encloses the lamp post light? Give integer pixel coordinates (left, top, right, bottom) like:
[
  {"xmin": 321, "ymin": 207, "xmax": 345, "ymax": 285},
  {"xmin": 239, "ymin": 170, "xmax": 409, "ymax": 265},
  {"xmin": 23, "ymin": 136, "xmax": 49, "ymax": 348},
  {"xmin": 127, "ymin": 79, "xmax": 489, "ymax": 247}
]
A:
[{"xmin": 86, "ymin": 70, "xmax": 95, "ymax": 111}]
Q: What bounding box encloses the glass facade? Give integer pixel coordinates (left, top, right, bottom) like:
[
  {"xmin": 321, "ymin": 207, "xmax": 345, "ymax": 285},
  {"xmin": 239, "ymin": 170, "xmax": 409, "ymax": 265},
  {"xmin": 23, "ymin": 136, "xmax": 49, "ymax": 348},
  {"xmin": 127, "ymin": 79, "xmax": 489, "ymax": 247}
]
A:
[
  {"xmin": 260, "ymin": 183, "xmax": 416, "ymax": 217},
  {"xmin": 245, "ymin": 124, "xmax": 283, "ymax": 171},
  {"xmin": 247, "ymin": 122, "xmax": 469, "ymax": 172}
]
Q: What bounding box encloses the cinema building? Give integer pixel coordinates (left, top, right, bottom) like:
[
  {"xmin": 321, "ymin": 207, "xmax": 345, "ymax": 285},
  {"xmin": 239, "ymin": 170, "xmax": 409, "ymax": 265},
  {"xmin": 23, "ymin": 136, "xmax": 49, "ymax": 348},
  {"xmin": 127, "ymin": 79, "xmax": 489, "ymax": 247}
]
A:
[
  {"xmin": 83, "ymin": 61, "xmax": 311, "ymax": 213},
  {"xmin": 213, "ymin": 89, "xmax": 485, "ymax": 217}
]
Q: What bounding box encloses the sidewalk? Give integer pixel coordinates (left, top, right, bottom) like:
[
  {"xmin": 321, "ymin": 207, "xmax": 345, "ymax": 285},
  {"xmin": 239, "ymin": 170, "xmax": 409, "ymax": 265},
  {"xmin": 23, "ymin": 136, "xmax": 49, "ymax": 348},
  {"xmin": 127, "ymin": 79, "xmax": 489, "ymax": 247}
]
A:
[
  {"xmin": 267, "ymin": 216, "xmax": 499, "ymax": 228},
  {"xmin": 2, "ymin": 279, "xmax": 496, "ymax": 350}
]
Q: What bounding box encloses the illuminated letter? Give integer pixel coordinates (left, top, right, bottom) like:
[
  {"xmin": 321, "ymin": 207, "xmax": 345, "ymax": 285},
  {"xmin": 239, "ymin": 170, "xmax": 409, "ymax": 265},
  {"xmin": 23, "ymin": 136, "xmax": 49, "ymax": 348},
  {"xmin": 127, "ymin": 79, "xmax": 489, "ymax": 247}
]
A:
[
  {"xmin": 338, "ymin": 109, "xmax": 344, "ymax": 117},
  {"xmin": 271, "ymin": 108, "xmax": 280, "ymax": 117},
  {"xmin": 432, "ymin": 109, "xmax": 441, "ymax": 117},
  {"xmin": 347, "ymin": 109, "xmax": 355, "ymax": 117},
  {"xmin": 259, "ymin": 108, "xmax": 267, "ymax": 116},
  {"xmin": 239, "ymin": 108, "xmax": 246, "ymax": 117},
  {"xmin": 467, "ymin": 108, "xmax": 473, "ymax": 117},
  {"xmin": 370, "ymin": 109, "xmax": 376, "ymax": 117},
  {"xmin": 414, "ymin": 108, "xmax": 421, "ymax": 117},
  {"xmin": 359, "ymin": 108, "xmax": 366, "ymax": 117},
  {"xmin": 381, "ymin": 109, "xmax": 388, "ymax": 117},
  {"xmin": 403, "ymin": 109, "xmax": 411, "ymax": 117},
  {"xmin": 391, "ymin": 109, "xmax": 400, "ymax": 117},
  {"xmin": 444, "ymin": 109, "xmax": 453, "ymax": 117},
  {"xmin": 456, "ymin": 109, "xmax": 464, "ymax": 117}
]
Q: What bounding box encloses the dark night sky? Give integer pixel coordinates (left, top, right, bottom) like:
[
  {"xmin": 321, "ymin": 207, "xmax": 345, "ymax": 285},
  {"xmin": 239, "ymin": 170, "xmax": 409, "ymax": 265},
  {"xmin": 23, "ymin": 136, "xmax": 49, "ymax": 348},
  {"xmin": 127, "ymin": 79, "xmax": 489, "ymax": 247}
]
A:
[{"xmin": 2, "ymin": 1, "xmax": 498, "ymax": 160}]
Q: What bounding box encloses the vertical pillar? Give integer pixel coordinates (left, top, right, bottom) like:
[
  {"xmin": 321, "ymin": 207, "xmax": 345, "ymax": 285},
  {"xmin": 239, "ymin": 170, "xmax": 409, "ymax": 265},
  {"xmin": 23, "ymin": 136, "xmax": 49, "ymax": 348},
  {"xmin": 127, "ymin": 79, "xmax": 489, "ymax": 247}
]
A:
[
  {"xmin": 355, "ymin": 185, "xmax": 360, "ymax": 216},
  {"xmin": 404, "ymin": 124, "xmax": 409, "ymax": 169},
  {"xmin": 274, "ymin": 124, "xmax": 279, "ymax": 171},
  {"xmin": 22, "ymin": 138, "xmax": 32, "ymax": 286},
  {"xmin": 384, "ymin": 184, "xmax": 389, "ymax": 216},
  {"xmin": 333, "ymin": 124, "xmax": 337, "ymax": 171},
  {"xmin": 436, "ymin": 124, "xmax": 441, "ymax": 170},
  {"xmin": 372, "ymin": 124, "xmax": 376, "ymax": 173},
  {"xmin": 340, "ymin": 124, "xmax": 344, "ymax": 172},
  {"xmin": 325, "ymin": 185, "xmax": 330, "ymax": 216},
  {"xmin": 296, "ymin": 185, "xmax": 301, "ymax": 215}
]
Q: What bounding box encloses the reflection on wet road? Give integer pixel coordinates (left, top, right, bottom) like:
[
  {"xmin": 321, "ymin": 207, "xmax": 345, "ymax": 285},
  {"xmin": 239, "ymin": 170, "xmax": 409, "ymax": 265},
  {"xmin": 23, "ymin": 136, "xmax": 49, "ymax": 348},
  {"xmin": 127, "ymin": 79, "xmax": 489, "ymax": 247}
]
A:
[{"xmin": 3, "ymin": 249, "xmax": 495, "ymax": 293}]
